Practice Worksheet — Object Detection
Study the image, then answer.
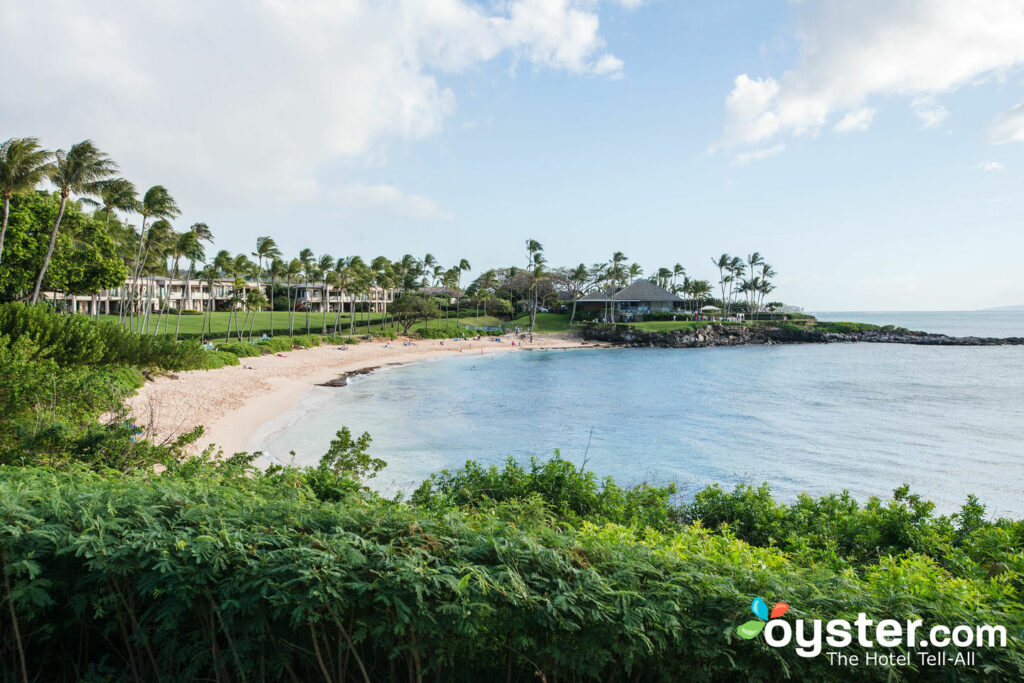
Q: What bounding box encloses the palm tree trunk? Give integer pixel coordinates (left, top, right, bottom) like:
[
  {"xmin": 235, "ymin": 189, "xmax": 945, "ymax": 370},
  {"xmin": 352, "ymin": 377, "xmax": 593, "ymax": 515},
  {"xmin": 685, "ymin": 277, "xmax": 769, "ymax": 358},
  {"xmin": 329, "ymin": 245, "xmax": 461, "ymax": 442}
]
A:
[
  {"xmin": 174, "ymin": 265, "xmax": 193, "ymax": 340},
  {"xmin": 269, "ymin": 276, "xmax": 275, "ymax": 336},
  {"xmin": 30, "ymin": 194, "xmax": 69, "ymax": 304},
  {"xmin": 0, "ymin": 196, "xmax": 10, "ymax": 270},
  {"xmin": 128, "ymin": 216, "xmax": 149, "ymax": 328},
  {"xmin": 322, "ymin": 284, "xmax": 329, "ymax": 334}
]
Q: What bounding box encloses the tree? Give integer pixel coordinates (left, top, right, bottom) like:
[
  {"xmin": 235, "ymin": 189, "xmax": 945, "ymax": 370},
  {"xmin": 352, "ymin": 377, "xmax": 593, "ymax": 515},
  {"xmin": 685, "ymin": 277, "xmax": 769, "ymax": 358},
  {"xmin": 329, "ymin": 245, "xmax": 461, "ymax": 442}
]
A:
[
  {"xmin": 672, "ymin": 263, "xmax": 685, "ymax": 292},
  {"xmin": 298, "ymin": 248, "xmax": 315, "ymax": 335},
  {"xmin": 525, "ymin": 240, "xmax": 544, "ymax": 337},
  {"xmin": 390, "ymin": 294, "xmax": 440, "ymax": 334},
  {"xmin": 555, "ymin": 263, "xmax": 589, "ymax": 324},
  {"xmin": 94, "ymin": 178, "xmax": 137, "ymax": 227},
  {"xmin": 318, "ymin": 253, "xmax": 335, "ymax": 334},
  {"xmin": 128, "ymin": 186, "xmax": 179, "ymax": 326},
  {"xmin": 248, "ymin": 236, "xmax": 281, "ymax": 340},
  {"xmin": 31, "ymin": 141, "xmax": 117, "ymax": 304},
  {"xmin": 455, "ymin": 258, "xmax": 471, "ymax": 323},
  {"xmin": 284, "ymin": 258, "xmax": 302, "ymax": 336},
  {"xmin": 173, "ymin": 225, "xmax": 211, "ymax": 340},
  {"xmin": 0, "ymin": 137, "xmax": 52, "ymax": 271},
  {"xmin": 628, "ymin": 262, "xmax": 643, "ymax": 284},
  {"xmin": 138, "ymin": 219, "xmax": 174, "ymax": 334}
]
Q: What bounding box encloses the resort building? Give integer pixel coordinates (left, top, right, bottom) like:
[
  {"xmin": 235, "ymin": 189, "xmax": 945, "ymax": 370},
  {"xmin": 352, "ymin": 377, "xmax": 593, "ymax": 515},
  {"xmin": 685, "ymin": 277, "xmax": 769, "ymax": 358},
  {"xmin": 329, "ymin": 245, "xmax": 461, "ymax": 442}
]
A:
[
  {"xmin": 43, "ymin": 276, "xmax": 260, "ymax": 315},
  {"xmin": 576, "ymin": 279, "xmax": 685, "ymax": 321},
  {"xmin": 44, "ymin": 277, "xmax": 393, "ymax": 315},
  {"xmin": 286, "ymin": 282, "xmax": 394, "ymax": 313}
]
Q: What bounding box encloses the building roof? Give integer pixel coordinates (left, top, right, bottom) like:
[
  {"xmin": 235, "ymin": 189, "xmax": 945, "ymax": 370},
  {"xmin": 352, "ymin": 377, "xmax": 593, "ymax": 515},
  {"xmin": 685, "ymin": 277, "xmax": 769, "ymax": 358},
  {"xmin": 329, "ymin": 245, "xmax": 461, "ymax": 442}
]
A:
[{"xmin": 578, "ymin": 279, "xmax": 682, "ymax": 303}]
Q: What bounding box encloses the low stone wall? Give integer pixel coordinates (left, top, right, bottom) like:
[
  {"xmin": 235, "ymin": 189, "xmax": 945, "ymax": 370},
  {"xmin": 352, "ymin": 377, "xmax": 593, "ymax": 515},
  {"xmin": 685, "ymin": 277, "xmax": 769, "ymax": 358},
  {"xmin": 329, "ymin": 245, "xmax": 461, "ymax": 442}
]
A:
[{"xmin": 579, "ymin": 324, "xmax": 1024, "ymax": 348}]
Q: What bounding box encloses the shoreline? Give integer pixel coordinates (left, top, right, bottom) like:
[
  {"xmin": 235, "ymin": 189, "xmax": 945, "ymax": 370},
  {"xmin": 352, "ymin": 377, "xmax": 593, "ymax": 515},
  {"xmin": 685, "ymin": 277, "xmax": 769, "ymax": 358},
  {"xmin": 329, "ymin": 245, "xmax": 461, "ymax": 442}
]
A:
[{"xmin": 126, "ymin": 334, "xmax": 601, "ymax": 456}]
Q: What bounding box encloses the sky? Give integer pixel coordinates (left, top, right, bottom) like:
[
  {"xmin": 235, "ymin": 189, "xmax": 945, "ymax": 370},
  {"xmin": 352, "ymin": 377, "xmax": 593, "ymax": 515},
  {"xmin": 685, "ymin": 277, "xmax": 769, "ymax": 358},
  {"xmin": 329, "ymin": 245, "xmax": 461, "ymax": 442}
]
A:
[{"xmin": 2, "ymin": 0, "xmax": 1024, "ymax": 310}]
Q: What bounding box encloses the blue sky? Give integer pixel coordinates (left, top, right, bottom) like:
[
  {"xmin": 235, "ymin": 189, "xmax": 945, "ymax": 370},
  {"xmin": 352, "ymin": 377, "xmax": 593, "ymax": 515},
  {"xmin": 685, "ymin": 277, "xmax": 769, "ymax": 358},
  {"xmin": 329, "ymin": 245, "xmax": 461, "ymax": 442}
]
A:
[{"xmin": 2, "ymin": 0, "xmax": 1023, "ymax": 310}]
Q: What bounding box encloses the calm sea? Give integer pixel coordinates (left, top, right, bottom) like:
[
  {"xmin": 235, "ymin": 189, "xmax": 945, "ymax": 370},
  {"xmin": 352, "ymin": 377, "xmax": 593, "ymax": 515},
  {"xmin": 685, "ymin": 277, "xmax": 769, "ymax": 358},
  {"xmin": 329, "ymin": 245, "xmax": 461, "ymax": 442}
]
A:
[{"xmin": 255, "ymin": 311, "xmax": 1024, "ymax": 517}]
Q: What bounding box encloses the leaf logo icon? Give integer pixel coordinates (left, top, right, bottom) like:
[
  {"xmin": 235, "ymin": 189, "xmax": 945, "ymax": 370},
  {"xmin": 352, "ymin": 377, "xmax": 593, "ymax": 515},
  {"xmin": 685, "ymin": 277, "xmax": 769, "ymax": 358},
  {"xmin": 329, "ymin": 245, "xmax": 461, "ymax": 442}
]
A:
[{"xmin": 737, "ymin": 597, "xmax": 789, "ymax": 640}]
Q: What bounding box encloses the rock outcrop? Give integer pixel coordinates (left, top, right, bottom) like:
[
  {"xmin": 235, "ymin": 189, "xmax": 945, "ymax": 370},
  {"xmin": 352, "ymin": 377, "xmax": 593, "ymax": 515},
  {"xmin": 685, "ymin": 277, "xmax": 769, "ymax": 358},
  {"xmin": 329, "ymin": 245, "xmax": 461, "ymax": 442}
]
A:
[{"xmin": 580, "ymin": 324, "xmax": 1024, "ymax": 348}]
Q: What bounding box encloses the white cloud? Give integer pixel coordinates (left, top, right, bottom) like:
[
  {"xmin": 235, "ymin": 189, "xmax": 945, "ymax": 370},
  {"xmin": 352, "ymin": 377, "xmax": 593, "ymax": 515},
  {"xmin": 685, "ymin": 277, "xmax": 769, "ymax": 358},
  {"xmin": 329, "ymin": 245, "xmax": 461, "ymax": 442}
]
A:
[
  {"xmin": 976, "ymin": 161, "xmax": 1004, "ymax": 171},
  {"xmin": 910, "ymin": 96, "xmax": 950, "ymax": 128},
  {"xmin": 0, "ymin": 0, "xmax": 627, "ymax": 209},
  {"xmin": 331, "ymin": 184, "xmax": 453, "ymax": 221},
  {"xmin": 733, "ymin": 144, "xmax": 785, "ymax": 166},
  {"xmin": 833, "ymin": 108, "xmax": 877, "ymax": 133},
  {"xmin": 715, "ymin": 1, "xmax": 1024, "ymax": 150},
  {"xmin": 985, "ymin": 102, "xmax": 1024, "ymax": 144}
]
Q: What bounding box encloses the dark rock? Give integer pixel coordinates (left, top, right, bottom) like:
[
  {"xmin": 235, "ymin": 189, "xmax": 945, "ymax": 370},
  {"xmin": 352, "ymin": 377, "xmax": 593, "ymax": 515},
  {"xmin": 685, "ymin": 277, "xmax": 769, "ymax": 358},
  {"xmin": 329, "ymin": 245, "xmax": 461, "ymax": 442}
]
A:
[{"xmin": 581, "ymin": 325, "xmax": 1024, "ymax": 348}]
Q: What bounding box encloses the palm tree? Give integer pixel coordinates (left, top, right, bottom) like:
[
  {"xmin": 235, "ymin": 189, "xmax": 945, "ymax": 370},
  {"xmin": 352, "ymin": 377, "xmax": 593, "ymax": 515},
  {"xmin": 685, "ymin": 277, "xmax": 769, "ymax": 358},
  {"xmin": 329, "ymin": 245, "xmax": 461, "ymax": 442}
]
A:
[
  {"xmin": 628, "ymin": 262, "xmax": 643, "ymax": 284},
  {"xmin": 248, "ymin": 236, "xmax": 281, "ymax": 340},
  {"xmin": 712, "ymin": 254, "xmax": 730, "ymax": 313},
  {"xmin": 231, "ymin": 254, "xmax": 255, "ymax": 341},
  {"xmin": 726, "ymin": 257, "xmax": 745, "ymax": 316},
  {"xmin": 454, "ymin": 258, "xmax": 471, "ymax": 324},
  {"xmin": 95, "ymin": 178, "xmax": 137, "ymax": 227},
  {"xmin": 128, "ymin": 186, "xmax": 179, "ymax": 325},
  {"xmin": 332, "ymin": 261, "xmax": 353, "ymax": 336},
  {"xmin": 268, "ymin": 258, "xmax": 286, "ymax": 337},
  {"xmin": 0, "ymin": 137, "xmax": 53, "ymax": 271},
  {"xmin": 284, "ymin": 258, "xmax": 302, "ymax": 336},
  {"xmin": 672, "ymin": 263, "xmax": 685, "ymax": 292},
  {"xmin": 298, "ymin": 248, "xmax": 315, "ymax": 335},
  {"xmin": 173, "ymin": 229, "xmax": 208, "ymax": 340},
  {"xmin": 139, "ymin": 219, "xmax": 173, "ymax": 334},
  {"xmin": 198, "ymin": 264, "xmax": 219, "ymax": 343},
  {"xmin": 525, "ymin": 240, "xmax": 544, "ymax": 335},
  {"xmin": 691, "ymin": 279, "xmax": 713, "ymax": 316},
  {"xmin": 30, "ymin": 140, "xmax": 117, "ymax": 304},
  {"xmin": 317, "ymin": 253, "xmax": 335, "ymax": 334},
  {"xmin": 212, "ymin": 250, "xmax": 234, "ymax": 340},
  {"xmin": 654, "ymin": 267, "xmax": 672, "ymax": 290},
  {"xmin": 565, "ymin": 263, "xmax": 589, "ymax": 324}
]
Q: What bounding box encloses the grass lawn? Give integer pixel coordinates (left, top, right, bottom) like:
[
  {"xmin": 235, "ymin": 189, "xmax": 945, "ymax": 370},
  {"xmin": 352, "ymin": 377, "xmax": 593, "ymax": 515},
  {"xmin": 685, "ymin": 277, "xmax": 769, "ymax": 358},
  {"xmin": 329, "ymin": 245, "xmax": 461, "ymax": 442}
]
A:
[
  {"xmin": 508, "ymin": 313, "xmax": 573, "ymax": 333},
  {"xmin": 95, "ymin": 311, "xmax": 507, "ymax": 338}
]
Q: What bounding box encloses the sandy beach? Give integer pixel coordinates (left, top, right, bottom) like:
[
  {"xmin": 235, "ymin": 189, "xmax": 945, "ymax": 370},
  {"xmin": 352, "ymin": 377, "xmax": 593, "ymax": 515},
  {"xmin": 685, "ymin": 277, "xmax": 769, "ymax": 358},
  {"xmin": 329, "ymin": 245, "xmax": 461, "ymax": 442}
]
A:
[{"xmin": 126, "ymin": 334, "xmax": 599, "ymax": 456}]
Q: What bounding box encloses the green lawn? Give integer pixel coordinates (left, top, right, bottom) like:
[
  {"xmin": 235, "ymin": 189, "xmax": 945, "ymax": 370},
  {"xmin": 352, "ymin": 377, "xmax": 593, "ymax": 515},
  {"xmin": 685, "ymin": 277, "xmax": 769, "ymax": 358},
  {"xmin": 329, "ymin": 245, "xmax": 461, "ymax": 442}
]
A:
[
  {"xmin": 508, "ymin": 313, "xmax": 573, "ymax": 333},
  {"xmin": 95, "ymin": 311, "xmax": 507, "ymax": 338}
]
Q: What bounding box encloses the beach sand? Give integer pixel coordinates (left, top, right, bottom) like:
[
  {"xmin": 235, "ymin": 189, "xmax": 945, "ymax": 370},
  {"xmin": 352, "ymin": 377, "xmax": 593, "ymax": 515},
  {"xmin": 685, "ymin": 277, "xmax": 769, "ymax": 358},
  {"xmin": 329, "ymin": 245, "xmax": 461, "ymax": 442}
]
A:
[{"xmin": 126, "ymin": 334, "xmax": 598, "ymax": 456}]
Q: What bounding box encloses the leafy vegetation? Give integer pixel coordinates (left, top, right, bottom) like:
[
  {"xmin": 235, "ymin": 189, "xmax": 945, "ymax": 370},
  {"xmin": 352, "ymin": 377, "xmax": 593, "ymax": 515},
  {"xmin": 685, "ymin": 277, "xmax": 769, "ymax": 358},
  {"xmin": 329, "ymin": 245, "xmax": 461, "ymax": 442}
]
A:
[
  {"xmin": 1, "ymin": 453, "xmax": 1021, "ymax": 681},
  {"xmin": 0, "ymin": 302, "xmax": 207, "ymax": 370}
]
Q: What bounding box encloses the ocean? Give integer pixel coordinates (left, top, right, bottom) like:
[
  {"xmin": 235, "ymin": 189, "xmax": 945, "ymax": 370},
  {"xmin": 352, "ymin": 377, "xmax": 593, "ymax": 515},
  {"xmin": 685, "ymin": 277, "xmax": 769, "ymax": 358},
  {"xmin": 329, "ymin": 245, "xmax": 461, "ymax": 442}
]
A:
[{"xmin": 254, "ymin": 311, "xmax": 1024, "ymax": 517}]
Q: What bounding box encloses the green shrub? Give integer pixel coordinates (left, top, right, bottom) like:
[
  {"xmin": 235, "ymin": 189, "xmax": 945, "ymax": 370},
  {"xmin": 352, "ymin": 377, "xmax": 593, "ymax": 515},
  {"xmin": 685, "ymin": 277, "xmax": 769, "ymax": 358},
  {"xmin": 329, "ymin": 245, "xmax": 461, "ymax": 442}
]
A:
[
  {"xmin": 413, "ymin": 454, "xmax": 680, "ymax": 531},
  {"xmin": 0, "ymin": 458, "xmax": 1020, "ymax": 681},
  {"xmin": 204, "ymin": 350, "xmax": 241, "ymax": 369},
  {"xmin": 0, "ymin": 303, "xmax": 207, "ymax": 370},
  {"xmin": 217, "ymin": 341, "xmax": 265, "ymax": 357},
  {"xmin": 812, "ymin": 321, "xmax": 881, "ymax": 334}
]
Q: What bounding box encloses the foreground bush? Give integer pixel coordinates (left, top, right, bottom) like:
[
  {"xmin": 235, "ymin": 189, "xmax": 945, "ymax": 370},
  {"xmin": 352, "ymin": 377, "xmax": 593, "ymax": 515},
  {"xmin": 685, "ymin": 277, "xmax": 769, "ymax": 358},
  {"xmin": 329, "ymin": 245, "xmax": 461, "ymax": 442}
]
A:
[
  {"xmin": 0, "ymin": 455, "xmax": 1021, "ymax": 682},
  {"xmin": 0, "ymin": 303, "xmax": 206, "ymax": 370}
]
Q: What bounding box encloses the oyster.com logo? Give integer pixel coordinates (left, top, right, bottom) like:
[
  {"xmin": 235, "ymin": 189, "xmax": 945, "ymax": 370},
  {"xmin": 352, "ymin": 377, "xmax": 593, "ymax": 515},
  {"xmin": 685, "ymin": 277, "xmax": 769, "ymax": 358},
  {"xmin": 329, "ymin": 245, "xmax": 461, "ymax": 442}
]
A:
[{"xmin": 737, "ymin": 596, "xmax": 788, "ymax": 640}]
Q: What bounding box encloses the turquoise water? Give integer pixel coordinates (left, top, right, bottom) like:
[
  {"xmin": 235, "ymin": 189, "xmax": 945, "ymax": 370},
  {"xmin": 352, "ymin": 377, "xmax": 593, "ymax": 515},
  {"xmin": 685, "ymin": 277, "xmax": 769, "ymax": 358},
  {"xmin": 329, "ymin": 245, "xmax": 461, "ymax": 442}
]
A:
[{"xmin": 257, "ymin": 315, "xmax": 1024, "ymax": 517}]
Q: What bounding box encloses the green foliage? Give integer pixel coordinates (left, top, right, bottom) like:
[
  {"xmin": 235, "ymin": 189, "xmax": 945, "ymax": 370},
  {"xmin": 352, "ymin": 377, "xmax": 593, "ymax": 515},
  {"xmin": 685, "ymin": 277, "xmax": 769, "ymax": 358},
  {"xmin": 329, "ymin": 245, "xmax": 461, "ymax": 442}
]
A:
[
  {"xmin": 303, "ymin": 427, "xmax": 385, "ymax": 501},
  {"xmin": 391, "ymin": 294, "xmax": 441, "ymax": 333},
  {"xmin": 0, "ymin": 458, "xmax": 1021, "ymax": 681},
  {"xmin": 413, "ymin": 454, "xmax": 680, "ymax": 531},
  {"xmin": 0, "ymin": 334, "xmax": 180, "ymax": 469},
  {"xmin": 203, "ymin": 349, "xmax": 241, "ymax": 369},
  {"xmin": 0, "ymin": 303, "xmax": 207, "ymax": 370},
  {"xmin": 0, "ymin": 191, "xmax": 128, "ymax": 301},
  {"xmin": 812, "ymin": 321, "xmax": 882, "ymax": 333}
]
